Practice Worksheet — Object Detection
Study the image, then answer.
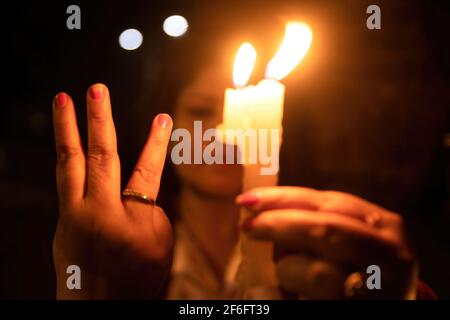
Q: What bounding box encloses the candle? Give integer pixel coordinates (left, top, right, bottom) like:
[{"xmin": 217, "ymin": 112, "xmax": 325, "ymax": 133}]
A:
[{"xmin": 218, "ymin": 22, "xmax": 313, "ymax": 299}]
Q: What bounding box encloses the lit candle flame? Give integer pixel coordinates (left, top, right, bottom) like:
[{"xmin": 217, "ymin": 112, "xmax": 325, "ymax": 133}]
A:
[
  {"xmin": 233, "ymin": 42, "xmax": 257, "ymax": 87},
  {"xmin": 266, "ymin": 22, "xmax": 313, "ymax": 80}
]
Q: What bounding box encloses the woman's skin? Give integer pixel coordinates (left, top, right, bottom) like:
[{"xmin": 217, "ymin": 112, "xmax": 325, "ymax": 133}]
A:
[
  {"xmin": 237, "ymin": 187, "xmax": 417, "ymax": 299},
  {"xmin": 172, "ymin": 66, "xmax": 242, "ymax": 280},
  {"xmin": 52, "ymin": 79, "xmax": 417, "ymax": 299},
  {"xmin": 170, "ymin": 66, "xmax": 415, "ymax": 298},
  {"xmin": 52, "ymin": 84, "xmax": 173, "ymax": 299}
]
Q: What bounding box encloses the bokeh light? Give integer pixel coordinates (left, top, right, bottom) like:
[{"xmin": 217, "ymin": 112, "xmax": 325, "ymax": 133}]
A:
[
  {"xmin": 163, "ymin": 15, "xmax": 188, "ymax": 37},
  {"xmin": 119, "ymin": 29, "xmax": 143, "ymax": 50}
]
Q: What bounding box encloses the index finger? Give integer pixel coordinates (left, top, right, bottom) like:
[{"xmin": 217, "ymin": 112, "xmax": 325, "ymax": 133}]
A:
[
  {"xmin": 236, "ymin": 186, "xmax": 324, "ymax": 211},
  {"xmin": 236, "ymin": 186, "xmax": 389, "ymax": 225},
  {"xmin": 125, "ymin": 113, "xmax": 173, "ymax": 200}
]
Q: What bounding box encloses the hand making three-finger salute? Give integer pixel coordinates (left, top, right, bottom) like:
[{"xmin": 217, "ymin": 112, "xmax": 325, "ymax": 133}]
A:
[{"xmin": 52, "ymin": 84, "xmax": 173, "ymax": 299}]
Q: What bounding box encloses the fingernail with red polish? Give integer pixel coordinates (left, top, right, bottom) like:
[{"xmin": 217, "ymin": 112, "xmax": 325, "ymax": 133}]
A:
[
  {"xmin": 157, "ymin": 113, "xmax": 172, "ymax": 128},
  {"xmin": 89, "ymin": 85, "xmax": 104, "ymax": 100},
  {"xmin": 55, "ymin": 93, "xmax": 67, "ymax": 108},
  {"xmin": 236, "ymin": 192, "xmax": 260, "ymax": 206}
]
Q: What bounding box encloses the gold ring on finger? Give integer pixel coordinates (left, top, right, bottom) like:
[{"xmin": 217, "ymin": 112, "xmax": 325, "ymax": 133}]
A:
[{"xmin": 122, "ymin": 189, "xmax": 155, "ymax": 206}]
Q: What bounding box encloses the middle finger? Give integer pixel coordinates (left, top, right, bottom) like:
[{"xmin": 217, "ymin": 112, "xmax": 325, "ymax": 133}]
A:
[
  {"xmin": 86, "ymin": 83, "xmax": 120, "ymax": 199},
  {"xmin": 243, "ymin": 209, "xmax": 400, "ymax": 265}
]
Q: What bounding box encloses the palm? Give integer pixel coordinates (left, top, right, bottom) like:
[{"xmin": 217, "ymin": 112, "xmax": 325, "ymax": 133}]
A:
[{"xmin": 52, "ymin": 84, "xmax": 173, "ymax": 299}]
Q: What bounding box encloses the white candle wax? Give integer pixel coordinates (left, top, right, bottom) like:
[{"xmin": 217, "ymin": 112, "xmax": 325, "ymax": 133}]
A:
[{"xmin": 220, "ymin": 79, "xmax": 285, "ymax": 299}]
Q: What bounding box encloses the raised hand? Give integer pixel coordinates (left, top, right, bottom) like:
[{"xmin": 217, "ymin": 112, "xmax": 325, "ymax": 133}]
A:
[{"xmin": 52, "ymin": 83, "xmax": 173, "ymax": 299}]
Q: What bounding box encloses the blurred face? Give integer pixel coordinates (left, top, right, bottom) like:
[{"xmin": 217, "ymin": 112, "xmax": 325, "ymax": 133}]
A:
[{"xmin": 172, "ymin": 66, "xmax": 243, "ymax": 199}]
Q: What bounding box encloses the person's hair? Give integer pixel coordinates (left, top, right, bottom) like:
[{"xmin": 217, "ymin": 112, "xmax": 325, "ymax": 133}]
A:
[
  {"xmin": 130, "ymin": 14, "xmax": 278, "ymax": 220},
  {"xmin": 132, "ymin": 29, "xmax": 232, "ymax": 221}
]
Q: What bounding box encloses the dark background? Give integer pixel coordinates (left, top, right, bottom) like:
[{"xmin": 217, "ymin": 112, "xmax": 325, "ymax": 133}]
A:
[{"xmin": 2, "ymin": 0, "xmax": 449, "ymax": 299}]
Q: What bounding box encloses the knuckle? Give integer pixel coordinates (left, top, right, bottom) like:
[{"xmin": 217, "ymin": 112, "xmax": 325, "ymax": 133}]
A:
[
  {"xmin": 389, "ymin": 211, "xmax": 403, "ymax": 226},
  {"xmin": 89, "ymin": 111, "xmax": 109, "ymax": 123},
  {"xmin": 320, "ymin": 191, "xmax": 346, "ymax": 211},
  {"xmin": 134, "ymin": 164, "xmax": 158, "ymax": 183},
  {"xmin": 320, "ymin": 191, "xmax": 364, "ymax": 215},
  {"xmin": 309, "ymin": 222, "xmax": 342, "ymax": 246},
  {"xmin": 87, "ymin": 146, "xmax": 118, "ymax": 163},
  {"xmin": 54, "ymin": 118, "xmax": 70, "ymax": 128},
  {"xmin": 56, "ymin": 145, "xmax": 82, "ymax": 163},
  {"xmin": 151, "ymin": 135, "xmax": 166, "ymax": 148}
]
